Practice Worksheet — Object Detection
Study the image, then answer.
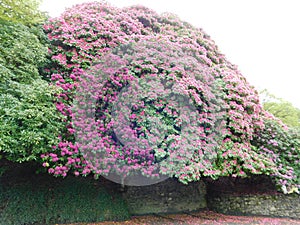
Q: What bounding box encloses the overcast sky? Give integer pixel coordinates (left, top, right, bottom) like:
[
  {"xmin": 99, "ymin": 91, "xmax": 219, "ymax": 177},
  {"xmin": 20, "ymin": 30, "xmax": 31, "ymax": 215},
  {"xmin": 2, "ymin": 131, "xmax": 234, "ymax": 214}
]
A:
[{"xmin": 40, "ymin": 0, "xmax": 300, "ymax": 108}]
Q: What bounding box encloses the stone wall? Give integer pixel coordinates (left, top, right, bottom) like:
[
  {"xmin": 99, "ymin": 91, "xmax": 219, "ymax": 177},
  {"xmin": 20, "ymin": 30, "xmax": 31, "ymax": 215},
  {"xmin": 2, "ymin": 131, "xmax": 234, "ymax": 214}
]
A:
[
  {"xmin": 122, "ymin": 178, "xmax": 207, "ymax": 215},
  {"xmin": 205, "ymin": 176, "xmax": 300, "ymax": 219},
  {"xmin": 106, "ymin": 176, "xmax": 300, "ymax": 219},
  {"xmin": 207, "ymin": 193, "xmax": 300, "ymax": 219}
]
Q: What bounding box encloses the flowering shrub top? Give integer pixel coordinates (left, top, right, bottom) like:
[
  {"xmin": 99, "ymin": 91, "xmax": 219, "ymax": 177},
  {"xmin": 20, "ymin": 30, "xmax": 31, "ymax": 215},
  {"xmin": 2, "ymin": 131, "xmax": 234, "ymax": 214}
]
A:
[
  {"xmin": 71, "ymin": 39, "xmax": 229, "ymax": 184},
  {"xmin": 41, "ymin": 1, "xmax": 299, "ymax": 192}
]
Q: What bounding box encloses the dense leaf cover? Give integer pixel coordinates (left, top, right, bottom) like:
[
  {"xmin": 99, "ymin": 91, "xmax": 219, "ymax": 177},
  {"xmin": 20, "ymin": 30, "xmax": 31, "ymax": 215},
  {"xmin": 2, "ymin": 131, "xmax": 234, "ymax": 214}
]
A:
[
  {"xmin": 0, "ymin": 19, "xmax": 65, "ymax": 163},
  {"xmin": 0, "ymin": 0, "xmax": 45, "ymax": 25},
  {"xmin": 41, "ymin": 2, "xmax": 299, "ymax": 192}
]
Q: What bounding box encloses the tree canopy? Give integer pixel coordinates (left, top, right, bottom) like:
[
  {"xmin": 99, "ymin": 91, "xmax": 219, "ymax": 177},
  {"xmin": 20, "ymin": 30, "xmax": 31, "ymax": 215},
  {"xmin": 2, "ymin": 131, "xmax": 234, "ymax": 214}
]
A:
[
  {"xmin": 0, "ymin": 2, "xmax": 64, "ymax": 163},
  {"xmin": 0, "ymin": 0, "xmax": 45, "ymax": 25},
  {"xmin": 260, "ymin": 89, "xmax": 300, "ymax": 129}
]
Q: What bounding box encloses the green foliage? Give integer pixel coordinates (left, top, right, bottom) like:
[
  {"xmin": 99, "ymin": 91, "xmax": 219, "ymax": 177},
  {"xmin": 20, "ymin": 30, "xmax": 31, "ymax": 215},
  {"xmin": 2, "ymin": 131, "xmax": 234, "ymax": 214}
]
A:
[
  {"xmin": 0, "ymin": 19, "xmax": 65, "ymax": 163},
  {"xmin": 260, "ymin": 89, "xmax": 300, "ymax": 128},
  {"xmin": 0, "ymin": 0, "xmax": 45, "ymax": 25},
  {"xmin": 0, "ymin": 168, "xmax": 129, "ymax": 225},
  {"xmin": 0, "ymin": 20, "xmax": 48, "ymax": 83},
  {"xmin": 0, "ymin": 80, "xmax": 64, "ymax": 162},
  {"xmin": 252, "ymin": 114, "xmax": 300, "ymax": 193}
]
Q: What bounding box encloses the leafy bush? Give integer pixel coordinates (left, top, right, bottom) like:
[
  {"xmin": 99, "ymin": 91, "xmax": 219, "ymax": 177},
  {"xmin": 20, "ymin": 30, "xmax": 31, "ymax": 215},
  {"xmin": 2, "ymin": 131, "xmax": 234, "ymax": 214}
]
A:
[
  {"xmin": 0, "ymin": 19, "xmax": 65, "ymax": 163},
  {"xmin": 41, "ymin": 1, "xmax": 299, "ymax": 193}
]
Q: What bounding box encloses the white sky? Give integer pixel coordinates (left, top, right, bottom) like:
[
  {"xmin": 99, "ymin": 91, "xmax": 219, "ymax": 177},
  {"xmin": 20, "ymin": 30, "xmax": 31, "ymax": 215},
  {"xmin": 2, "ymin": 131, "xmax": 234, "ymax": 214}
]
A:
[{"xmin": 40, "ymin": 0, "xmax": 300, "ymax": 108}]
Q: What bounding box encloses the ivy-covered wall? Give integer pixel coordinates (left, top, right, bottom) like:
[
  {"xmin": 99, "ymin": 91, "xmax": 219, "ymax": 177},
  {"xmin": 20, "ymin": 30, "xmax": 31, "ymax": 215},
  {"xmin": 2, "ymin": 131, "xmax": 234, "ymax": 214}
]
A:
[{"xmin": 0, "ymin": 162, "xmax": 130, "ymax": 225}]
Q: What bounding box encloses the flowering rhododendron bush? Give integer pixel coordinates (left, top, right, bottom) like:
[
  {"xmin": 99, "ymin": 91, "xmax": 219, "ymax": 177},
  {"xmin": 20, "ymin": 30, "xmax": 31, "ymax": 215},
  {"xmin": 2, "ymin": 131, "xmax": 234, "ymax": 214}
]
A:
[
  {"xmin": 251, "ymin": 112, "xmax": 300, "ymax": 193},
  {"xmin": 41, "ymin": 1, "xmax": 299, "ymax": 192}
]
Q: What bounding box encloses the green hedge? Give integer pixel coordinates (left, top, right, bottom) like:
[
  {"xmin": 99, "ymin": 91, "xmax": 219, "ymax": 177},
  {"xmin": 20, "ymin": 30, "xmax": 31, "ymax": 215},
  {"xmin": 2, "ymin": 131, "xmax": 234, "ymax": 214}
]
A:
[{"xmin": 0, "ymin": 164, "xmax": 130, "ymax": 225}]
